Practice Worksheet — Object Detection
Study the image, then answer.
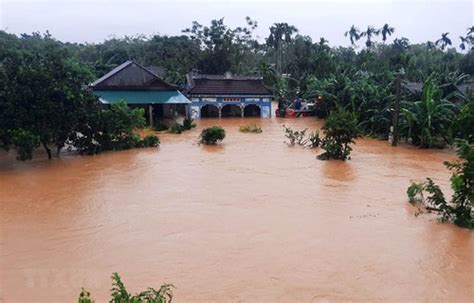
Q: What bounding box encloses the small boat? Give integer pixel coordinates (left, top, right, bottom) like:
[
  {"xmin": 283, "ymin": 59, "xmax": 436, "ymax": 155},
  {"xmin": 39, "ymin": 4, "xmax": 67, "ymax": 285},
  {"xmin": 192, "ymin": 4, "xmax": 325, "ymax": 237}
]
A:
[{"xmin": 275, "ymin": 100, "xmax": 315, "ymax": 118}]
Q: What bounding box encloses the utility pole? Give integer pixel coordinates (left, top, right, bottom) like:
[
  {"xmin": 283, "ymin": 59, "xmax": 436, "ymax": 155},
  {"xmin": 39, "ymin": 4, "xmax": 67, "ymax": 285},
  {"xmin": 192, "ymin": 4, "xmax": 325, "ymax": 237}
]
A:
[{"xmin": 392, "ymin": 72, "xmax": 402, "ymax": 146}]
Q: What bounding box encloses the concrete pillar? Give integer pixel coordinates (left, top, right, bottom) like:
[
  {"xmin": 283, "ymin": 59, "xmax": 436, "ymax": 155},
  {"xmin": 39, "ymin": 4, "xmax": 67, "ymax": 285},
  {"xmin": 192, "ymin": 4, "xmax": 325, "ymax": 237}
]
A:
[
  {"xmin": 148, "ymin": 104, "xmax": 153, "ymax": 126},
  {"xmin": 240, "ymin": 104, "xmax": 245, "ymax": 117},
  {"xmin": 218, "ymin": 105, "xmax": 222, "ymax": 118}
]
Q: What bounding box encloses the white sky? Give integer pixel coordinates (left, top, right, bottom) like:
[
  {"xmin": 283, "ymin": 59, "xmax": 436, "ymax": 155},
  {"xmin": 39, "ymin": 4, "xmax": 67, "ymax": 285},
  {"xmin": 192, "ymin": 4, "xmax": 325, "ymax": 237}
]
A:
[{"xmin": 0, "ymin": 0, "xmax": 473, "ymax": 47}]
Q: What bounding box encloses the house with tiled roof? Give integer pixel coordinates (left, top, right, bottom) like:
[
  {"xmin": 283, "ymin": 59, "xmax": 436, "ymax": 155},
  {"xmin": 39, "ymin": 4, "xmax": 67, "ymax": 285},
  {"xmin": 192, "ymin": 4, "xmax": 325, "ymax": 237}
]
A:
[
  {"xmin": 185, "ymin": 72, "xmax": 273, "ymax": 118},
  {"xmin": 89, "ymin": 61, "xmax": 191, "ymax": 125}
]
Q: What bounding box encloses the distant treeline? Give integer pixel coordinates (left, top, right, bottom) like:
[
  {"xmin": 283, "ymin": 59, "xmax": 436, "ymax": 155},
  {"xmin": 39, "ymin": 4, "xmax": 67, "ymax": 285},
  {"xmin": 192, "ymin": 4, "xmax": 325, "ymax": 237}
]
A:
[{"xmin": 0, "ymin": 19, "xmax": 473, "ymax": 160}]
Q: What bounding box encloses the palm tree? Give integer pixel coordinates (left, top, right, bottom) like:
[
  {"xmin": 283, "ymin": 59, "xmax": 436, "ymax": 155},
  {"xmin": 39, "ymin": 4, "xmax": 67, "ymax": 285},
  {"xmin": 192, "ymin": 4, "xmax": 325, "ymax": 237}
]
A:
[
  {"xmin": 344, "ymin": 25, "xmax": 361, "ymax": 45},
  {"xmin": 267, "ymin": 23, "xmax": 298, "ymax": 73},
  {"xmin": 435, "ymin": 33, "xmax": 452, "ymax": 50},
  {"xmin": 380, "ymin": 24, "xmax": 395, "ymax": 43},
  {"xmin": 460, "ymin": 36, "xmax": 469, "ymax": 50},
  {"xmin": 467, "ymin": 26, "xmax": 474, "ymax": 36},
  {"xmin": 360, "ymin": 26, "xmax": 380, "ymax": 48},
  {"xmin": 319, "ymin": 37, "xmax": 329, "ymax": 46},
  {"xmin": 459, "ymin": 27, "xmax": 474, "ymax": 51}
]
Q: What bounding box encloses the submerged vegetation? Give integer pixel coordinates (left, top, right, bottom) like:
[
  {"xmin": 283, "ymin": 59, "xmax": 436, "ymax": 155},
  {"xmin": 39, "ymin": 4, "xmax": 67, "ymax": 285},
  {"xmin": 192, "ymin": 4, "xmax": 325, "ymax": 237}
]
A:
[
  {"xmin": 199, "ymin": 126, "xmax": 226, "ymax": 144},
  {"xmin": 318, "ymin": 108, "xmax": 359, "ymax": 160},
  {"xmin": 239, "ymin": 124, "xmax": 263, "ymax": 133},
  {"xmin": 283, "ymin": 125, "xmax": 308, "ymax": 146},
  {"xmin": 79, "ymin": 272, "xmax": 173, "ymax": 303},
  {"xmin": 407, "ymin": 141, "xmax": 474, "ymax": 229}
]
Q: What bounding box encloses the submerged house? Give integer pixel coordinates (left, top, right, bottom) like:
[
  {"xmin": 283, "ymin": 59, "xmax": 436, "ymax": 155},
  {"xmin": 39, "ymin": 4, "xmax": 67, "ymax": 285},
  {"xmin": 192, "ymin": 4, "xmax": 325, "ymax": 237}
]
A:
[
  {"xmin": 90, "ymin": 61, "xmax": 191, "ymax": 125},
  {"xmin": 185, "ymin": 73, "xmax": 273, "ymax": 118}
]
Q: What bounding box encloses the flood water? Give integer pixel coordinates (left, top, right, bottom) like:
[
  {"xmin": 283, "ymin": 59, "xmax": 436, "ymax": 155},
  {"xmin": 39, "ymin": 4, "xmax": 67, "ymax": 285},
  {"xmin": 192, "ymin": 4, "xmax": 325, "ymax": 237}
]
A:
[{"xmin": 1, "ymin": 116, "xmax": 473, "ymax": 302}]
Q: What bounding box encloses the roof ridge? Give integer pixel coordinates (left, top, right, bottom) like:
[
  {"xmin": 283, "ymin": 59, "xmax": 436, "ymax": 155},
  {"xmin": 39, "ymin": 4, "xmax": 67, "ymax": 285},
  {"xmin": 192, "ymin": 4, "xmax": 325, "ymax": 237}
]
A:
[{"xmin": 90, "ymin": 60, "xmax": 134, "ymax": 87}]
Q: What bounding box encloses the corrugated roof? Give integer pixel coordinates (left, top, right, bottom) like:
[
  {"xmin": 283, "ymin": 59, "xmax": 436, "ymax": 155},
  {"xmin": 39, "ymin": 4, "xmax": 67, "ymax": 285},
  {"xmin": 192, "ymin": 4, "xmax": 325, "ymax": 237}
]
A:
[
  {"xmin": 90, "ymin": 60, "xmax": 176, "ymax": 90},
  {"xmin": 94, "ymin": 90, "xmax": 191, "ymax": 104},
  {"xmin": 90, "ymin": 61, "xmax": 133, "ymax": 87}
]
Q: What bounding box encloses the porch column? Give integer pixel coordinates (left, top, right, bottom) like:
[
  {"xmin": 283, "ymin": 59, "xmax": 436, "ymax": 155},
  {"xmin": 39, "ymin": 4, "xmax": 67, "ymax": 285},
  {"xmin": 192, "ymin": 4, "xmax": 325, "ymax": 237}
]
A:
[
  {"xmin": 240, "ymin": 104, "xmax": 245, "ymax": 118},
  {"xmin": 148, "ymin": 104, "xmax": 153, "ymax": 126},
  {"xmin": 218, "ymin": 105, "xmax": 222, "ymax": 118}
]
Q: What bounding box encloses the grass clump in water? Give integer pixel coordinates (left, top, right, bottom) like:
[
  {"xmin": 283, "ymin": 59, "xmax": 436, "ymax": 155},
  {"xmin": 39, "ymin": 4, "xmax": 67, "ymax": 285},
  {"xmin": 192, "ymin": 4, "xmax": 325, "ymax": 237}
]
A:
[{"xmin": 239, "ymin": 124, "xmax": 262, "ymax": 133}]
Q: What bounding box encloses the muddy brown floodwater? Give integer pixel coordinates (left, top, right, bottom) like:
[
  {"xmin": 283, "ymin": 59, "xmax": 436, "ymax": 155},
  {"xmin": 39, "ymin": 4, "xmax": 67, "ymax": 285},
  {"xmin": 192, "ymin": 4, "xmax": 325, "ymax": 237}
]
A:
[{"xmin": 1, "ymin": 116, "xmax": 473, "ymax": 303}]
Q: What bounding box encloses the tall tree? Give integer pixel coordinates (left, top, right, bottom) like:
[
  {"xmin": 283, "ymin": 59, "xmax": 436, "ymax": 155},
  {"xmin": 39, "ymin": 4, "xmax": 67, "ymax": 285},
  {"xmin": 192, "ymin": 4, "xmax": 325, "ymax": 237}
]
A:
[
  {"xmin": 380, "ymin": 24, "xmax": 395, "ymax": 43},
  {"xmin": 435, "ymin": 32, "xmax": 452, "ymax": 50},
  {"xmin": 344, "ymin": 25, "xmax": 361, "ymax": 45},
  {"xmin": 266, "ymin": 23, "xmax": 298, "ymax": 73},
  {"xmin": 360, "ymin": 26, "xmax": 380, "ymax": 48}
]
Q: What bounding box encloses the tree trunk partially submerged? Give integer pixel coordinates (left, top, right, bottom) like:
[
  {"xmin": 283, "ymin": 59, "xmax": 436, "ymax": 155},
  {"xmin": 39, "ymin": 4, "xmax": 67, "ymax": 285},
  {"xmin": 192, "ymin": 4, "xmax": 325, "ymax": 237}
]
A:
[{"xmin": 42, "ymin": 141, "xmax": 52, "ymax": 160}]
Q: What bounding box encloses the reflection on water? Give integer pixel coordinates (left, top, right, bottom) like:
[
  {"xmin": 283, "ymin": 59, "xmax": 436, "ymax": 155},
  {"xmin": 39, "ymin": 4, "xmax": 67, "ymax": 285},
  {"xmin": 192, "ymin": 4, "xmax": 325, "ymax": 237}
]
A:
[{"xmin": 1, "ymin": 115, "xmax": 473, "ymax": 303}]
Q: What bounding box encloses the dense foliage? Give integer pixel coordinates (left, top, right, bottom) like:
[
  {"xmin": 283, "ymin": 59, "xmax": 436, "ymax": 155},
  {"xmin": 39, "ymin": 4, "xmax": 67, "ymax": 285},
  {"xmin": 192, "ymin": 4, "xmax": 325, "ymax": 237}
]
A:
[
  {"xmin": 199, "ymin": 126, "xmax": 226, "ymax": 144},
  {"xmin": 78, "ymin": 272, "xmax": 173, "ymax": 303},
  {"xmin": 407, "ymin": 141, "xmax": 474, "ymax": 229},
  {"xmin": 1, "ymin": 20, "xmax": 473, "ymax": 159},
  {"xmin": 318, "ymin": 108, "xmax": 359, "ymax": 160}
]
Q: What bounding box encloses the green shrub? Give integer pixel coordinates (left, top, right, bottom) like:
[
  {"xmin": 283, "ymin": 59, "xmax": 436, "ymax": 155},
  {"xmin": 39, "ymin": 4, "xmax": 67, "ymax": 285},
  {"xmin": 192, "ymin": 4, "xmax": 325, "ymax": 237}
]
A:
[
  {"xmin": 138, "ymin": 135, "xmax": 160, "ymax": 148},
  {"xmin": 78, "ymin": 288, "xmax": 93, "ymax": 303},
  {"xmin": 182, "ymin": 117, "xmax": 197, "ymax": 130},
  {"xmin": 199, "ymin": 126, "xmax": 226, "ymax": 144},
  {"xmin": 168, "ymin": 123, "xmax": 184, "ymax": 134},
  {"xmin": 318, "ymin": 108, "xmax": 359, "ymax": 160},
  {"xmin": 406, "ymin": 140, "xmax": 473, "ymax": 229},
  {"xmin": 307, "ymin": 131, "xmax": 321, "ymax": 148},
  {"xmin": 79, "ymin": 272, "xmax": 173, "ymax": 303},
  {"xmin": 11, "ymin": 129, "xmax": 40, "ymax": 161},
  {"xmin": 283, "ymin": 125, "xmax": 307, "ymax": 146},
  {"xmin": 153, "ymin": 120, "xmax": 169, "ymax": 131},
  {"xmin": 240, "ymin": 124, "xmax": 262, "ymax": 133}
]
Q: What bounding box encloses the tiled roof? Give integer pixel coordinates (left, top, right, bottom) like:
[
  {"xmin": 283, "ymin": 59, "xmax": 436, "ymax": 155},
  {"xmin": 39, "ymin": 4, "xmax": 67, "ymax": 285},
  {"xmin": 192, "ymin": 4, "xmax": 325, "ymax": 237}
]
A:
[{"xmin": 187, "ymin": 74, "xmax": 273, "ymax": 96}]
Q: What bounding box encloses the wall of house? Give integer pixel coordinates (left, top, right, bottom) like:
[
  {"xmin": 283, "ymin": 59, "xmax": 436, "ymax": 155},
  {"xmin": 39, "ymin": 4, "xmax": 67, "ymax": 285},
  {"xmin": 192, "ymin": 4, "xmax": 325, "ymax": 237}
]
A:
[{"xmin": 188, "ymin": 96, "xmax": 272, "ymax": 119}]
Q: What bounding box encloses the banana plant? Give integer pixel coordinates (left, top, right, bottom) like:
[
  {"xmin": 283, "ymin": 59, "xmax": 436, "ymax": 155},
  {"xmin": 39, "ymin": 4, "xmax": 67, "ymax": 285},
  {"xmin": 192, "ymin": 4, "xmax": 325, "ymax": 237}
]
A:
[{"xmin": 401, "ymin": 76, "xmax": 456, "ymax": 147}]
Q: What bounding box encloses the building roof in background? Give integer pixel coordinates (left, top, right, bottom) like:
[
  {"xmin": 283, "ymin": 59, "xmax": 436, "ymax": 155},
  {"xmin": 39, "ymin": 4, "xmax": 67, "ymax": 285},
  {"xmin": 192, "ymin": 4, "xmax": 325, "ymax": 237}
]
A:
[
  {"xmin": 187, "ymin": 73, "xmax": 273, "ymax": 96},
  {"xmin": 403, "ymin": 81, "xmax": 474, "ymax": 96},
  {"xmin": 94, "ymin": 90, "xmax": 191, "ymax": 104},
  {"xmin": 90, "ymin": 60, "xmax": 175, "ymax": 90}
]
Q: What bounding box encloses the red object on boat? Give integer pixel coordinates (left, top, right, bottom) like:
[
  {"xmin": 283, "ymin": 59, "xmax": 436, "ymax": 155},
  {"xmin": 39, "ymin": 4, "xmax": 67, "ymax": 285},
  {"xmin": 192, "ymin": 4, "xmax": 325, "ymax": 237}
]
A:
[{"xmin": 275, "ymin": 108, "xmax": 313, "ymax": 118}]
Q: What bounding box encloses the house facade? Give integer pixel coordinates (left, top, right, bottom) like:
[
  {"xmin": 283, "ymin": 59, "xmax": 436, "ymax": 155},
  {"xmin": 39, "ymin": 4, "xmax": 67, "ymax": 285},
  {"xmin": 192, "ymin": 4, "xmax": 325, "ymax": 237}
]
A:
[
  {"xmin": 89, "ymin": 61, "xmax": 191, "ymax": 125},
  {"xmin": 185, "ymin": 73, "xmax": 273, "ymax": 119}
]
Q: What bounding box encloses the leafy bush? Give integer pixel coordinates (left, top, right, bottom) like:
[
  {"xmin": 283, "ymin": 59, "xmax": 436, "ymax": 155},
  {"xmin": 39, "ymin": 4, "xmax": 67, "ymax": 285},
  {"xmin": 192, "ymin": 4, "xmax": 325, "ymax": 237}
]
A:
[
  {"xmin": 11, "ymin": 129, "xmax": 40, "ymax": 161},
  {"xmin": 153, "ymin": 120, "xmax": 169, "ymax": 131},
  {"xmin": 168, "ymin": 118, "xmax": 196, "ymax": 134},
  {"xmin": 318, "ymin": 108, "xmax": 359, "ymax": 160},
  {"xmin": 283, "ymin": 125, "xmax": 307, "ymax": 146},
  {"xmin": 406, "ymin": 140, "xmax": 473, "ymax": 229},
  {"xmin": 182, "ymin": 117, "xmax": 197, "ymax": 130},
  {"xmin": 451, "ymin": 98, "xmax": 474, "ymax": 143},
  {"xmin": 78, "ymin": 288, "xmax": 93, "ymax": 303},
  {"xmin": 168, "ymin": 123, "xmax": 184, "ymax": 134},
  {"xmin": 240, "ymin": 124, "xmax": 262, "ymax": 133},
  {"xmin": 112, "ymin": 133, "xmax": 141, "ymax": 151},
  {"xmin": 307, "ymin": 131, "xmax": 321, "ymax": 148},
  {"xmin": 400, "ymin": 77, "xmax": 456, "ymax": 148},
  {"xmin": 79, "ymin": 272, "xmax": 173, "ymax": 303},
  {"xmin": 138, "ymin": 135, "xmax": 160, "ymax": 148},
  {"xmin": 199, "ymin": 126, "xmax": 225, "ymax": 144}
]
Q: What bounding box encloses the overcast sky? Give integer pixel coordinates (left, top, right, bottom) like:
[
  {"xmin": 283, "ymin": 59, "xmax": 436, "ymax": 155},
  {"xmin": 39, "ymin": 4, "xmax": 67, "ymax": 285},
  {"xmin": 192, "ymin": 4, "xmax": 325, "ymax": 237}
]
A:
[{"xmin": 0, "ymin": 0, "xmax": 473, "ymax": 47}]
